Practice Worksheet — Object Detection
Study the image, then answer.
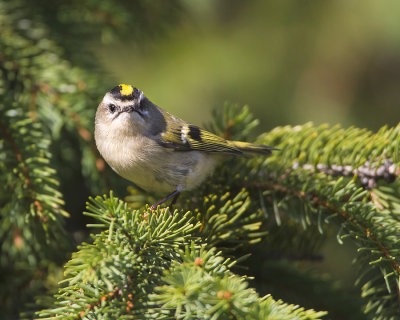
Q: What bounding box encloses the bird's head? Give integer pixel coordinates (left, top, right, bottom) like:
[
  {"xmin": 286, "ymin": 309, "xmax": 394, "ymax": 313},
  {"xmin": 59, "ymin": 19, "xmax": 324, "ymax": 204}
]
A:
[{"xmin": 95, "ymin": 84, "xmax": 166, "ymax": 137}]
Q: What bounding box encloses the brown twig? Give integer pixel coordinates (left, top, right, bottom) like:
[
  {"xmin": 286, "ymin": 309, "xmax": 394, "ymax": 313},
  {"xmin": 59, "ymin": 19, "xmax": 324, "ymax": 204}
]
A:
[{"xmin": 78, "ymin": 286, "xmax": 126, "ymax": 319}]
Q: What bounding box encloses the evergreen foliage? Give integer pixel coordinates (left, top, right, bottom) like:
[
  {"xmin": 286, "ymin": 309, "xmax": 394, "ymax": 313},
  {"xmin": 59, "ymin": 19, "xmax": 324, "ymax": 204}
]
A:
[
  {"xmin": 256, "ymin": 123, "xmax": 400, "ymax": 318},
  {"xmin": 0, "ymin": 100, "xmax": 69, "ymax": 316},
  {"xmin": 1, "ymin": 1, "xmax": 400, "ymax": 319},
  {"xmin": 37, "ymin": 195, "xmax": 326, "ymax": 320}
]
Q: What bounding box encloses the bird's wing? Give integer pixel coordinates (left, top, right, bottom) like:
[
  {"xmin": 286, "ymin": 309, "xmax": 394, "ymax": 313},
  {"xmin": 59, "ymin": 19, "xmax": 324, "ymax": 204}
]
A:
[{"xmin": 158, "ymin": 122, "xmax": 242, "ymax": 155}]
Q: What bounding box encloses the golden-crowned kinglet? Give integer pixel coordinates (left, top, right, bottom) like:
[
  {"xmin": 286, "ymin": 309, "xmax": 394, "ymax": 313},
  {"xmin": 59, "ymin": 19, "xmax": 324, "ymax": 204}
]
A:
[{"xmin": 95, "ymin": 84, "xmax": 275, "ymax": 209}]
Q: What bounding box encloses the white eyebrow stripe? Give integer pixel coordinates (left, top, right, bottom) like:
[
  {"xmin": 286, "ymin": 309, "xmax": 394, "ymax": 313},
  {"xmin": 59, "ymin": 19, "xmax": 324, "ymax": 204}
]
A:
[
  {"xmin": 102, "ymin": 94, "xmax": 115, "ymax": 105},
  {"xmin": 102, "ymin": 93, "xmax": 136, "ymax": 107}
]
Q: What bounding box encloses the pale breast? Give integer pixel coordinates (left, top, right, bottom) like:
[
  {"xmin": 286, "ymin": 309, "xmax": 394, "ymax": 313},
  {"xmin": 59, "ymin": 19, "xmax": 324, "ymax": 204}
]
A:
[{"xmin": 96, "ymin": 131, "xmax": 219, "ymax": 194}]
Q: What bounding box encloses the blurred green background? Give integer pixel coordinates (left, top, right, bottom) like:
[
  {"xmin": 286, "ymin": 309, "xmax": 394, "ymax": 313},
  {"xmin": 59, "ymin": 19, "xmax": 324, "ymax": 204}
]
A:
[
  {"xmin": 96, "ymin": 0, "xmax": 400, "ymax": 132},
  {"xmin": 3, "ymin": 0, "xmax": 399, "ymax": 317},
  {"xmin": 94, "ymin": 0, "xmax": 400, "ymax": 312}
]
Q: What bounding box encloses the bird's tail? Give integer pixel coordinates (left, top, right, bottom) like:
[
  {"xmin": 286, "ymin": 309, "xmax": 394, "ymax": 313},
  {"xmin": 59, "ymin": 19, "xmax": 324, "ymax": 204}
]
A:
[{"xmin": 230, "ymin": 141, "xmax": 277, "ymax": 155}]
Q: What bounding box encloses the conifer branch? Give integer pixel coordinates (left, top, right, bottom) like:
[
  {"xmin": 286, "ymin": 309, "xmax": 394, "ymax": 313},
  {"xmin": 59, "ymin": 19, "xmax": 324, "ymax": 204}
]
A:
[
  {"xmin": 151, "ymin": 245, "xmax": 327, "ymax": 320},
  {"xmin": 249, "ymin": 121, "xmax": 400, "ymax": 318},
  {"xmin": 294, "ymin": 159, "xmax": 398, "ymax": 188},
  {"xmin": 125, "ymin": 105, "xmax": 400, "ymax": 318},
  {"xmin": 37, "ymin": 194, "xmax": 326, "ymax": 320},
  {"xmin": 2, "ymin": 1, "xmax": 400, "ymax": 318},
  {"xmin": 0, "ymin": 120, "xmax": 44, "ymax": 214},
  {"xmin": 251, "ymin": 181, "xmax": 400, "ymax": 275}
]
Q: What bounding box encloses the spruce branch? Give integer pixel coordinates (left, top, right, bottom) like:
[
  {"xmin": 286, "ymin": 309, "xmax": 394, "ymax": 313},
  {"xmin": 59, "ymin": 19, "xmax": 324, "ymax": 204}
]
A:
[
  {"xmin": 0, "ymin": 116, "xmax": 44, "ymax": 215},
  {"xmin": 0, "ymin": 104, "xmax": 70, "ymax": 316},
  {"xmin": 0, "ymin": 106, "xmax": 69, "ymax": 245},
  {"xmin": 37, "ymin": 194, "xmax": 326, "ymax": 319},
  {"xmin": 248, "ymin": 179, "xmax": 399, "ymax": 273},
  {"xmin": 0, "ymin": 2, "xmax": 187, "ymax": 316},
  {"xmin": 0, "ymin": 1, "xmax": 116, "ymax": 195},
  {"xmin": 122, "ymin": 104, "xmax": 400, "ymax": 319},
  {"xmin": 248, "ymin": 122, "xmax": 400, "ymax": 318},
  {"xmin": 188, "ymin": 188, "xmax": 267, "ymax": 249},
  {"xmin": 166, "ymin": 105, "xmax": 400, "ymax": 318},
  {"xmin": 2, "ymin": 0, "xmax": 399, "ymax": 317},
  {"xmin": 151, "ymin": 245, "xmax": 327, "ymax": 320},
  {"xmin": 37, "ymin": 193, "xmax": 202, "ymax": 319},
  {"xmin": 294, "ymin": 159, "xmax": 397, "ymax": 189}
]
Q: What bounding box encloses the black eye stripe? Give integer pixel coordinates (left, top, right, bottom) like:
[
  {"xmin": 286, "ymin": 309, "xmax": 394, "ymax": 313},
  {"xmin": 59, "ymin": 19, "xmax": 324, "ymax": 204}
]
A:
[{"xmin": 109, "ymin": 104, "xmax": 116, "ymax": 113}]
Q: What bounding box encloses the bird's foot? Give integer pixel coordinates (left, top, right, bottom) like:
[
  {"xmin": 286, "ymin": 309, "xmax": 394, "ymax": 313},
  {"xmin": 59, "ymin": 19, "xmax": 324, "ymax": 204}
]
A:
[{"xmin": 142, "ymin": 190, "xmax": 181, "ymax": 219}]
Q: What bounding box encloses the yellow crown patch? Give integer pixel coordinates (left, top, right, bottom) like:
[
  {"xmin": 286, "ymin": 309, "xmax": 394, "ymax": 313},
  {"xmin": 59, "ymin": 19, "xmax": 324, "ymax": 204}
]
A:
[{"xmin": 119, "ymin": 84, "xmax": 134, "ymax": 96}]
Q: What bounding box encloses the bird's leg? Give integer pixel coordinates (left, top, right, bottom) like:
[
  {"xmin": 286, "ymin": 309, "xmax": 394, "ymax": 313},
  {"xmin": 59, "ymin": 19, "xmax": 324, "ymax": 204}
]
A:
[
  {"xmin": 168, "ymin": 192, "xmax": 180, "ymax": 213},
  {"xmin": 150, "ymin": 189, "xmax": 180, "ymax": 211}
]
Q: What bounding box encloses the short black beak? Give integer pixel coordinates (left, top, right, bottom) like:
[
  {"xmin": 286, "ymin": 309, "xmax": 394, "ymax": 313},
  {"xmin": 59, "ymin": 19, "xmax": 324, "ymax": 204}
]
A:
[
  {"xmin": 121, "ymin": 104, "xmax": 147, "ymax": 118},
  {"xmin": 121, "ymin": 105, "xmax": 135, "ymax": 113},
  {"xmin": 112, "ymin": 105, "xmax": 136, "ymax": 120}
]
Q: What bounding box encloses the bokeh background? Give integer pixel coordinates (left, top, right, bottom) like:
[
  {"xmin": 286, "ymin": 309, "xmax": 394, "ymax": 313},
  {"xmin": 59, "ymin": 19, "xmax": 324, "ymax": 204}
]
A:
[
  {"xmin": 2, "ymin": 0, "xmax": 400, "ymax": 318},
  {"xmin": 96, "ymin": 1, "xmax": 400, "ymax": 302},
  {"xmin": 94, "ymin": 1, "xmax": 400, "ymax": 314},
  {"xmin": 96, "ymin": 0, "xmax": 400, "ymax": 132}
]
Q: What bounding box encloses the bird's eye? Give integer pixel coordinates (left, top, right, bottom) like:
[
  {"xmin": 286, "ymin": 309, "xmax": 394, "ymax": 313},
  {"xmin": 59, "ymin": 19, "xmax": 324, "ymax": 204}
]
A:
[{"xmin": 108, "ymin": 104, "xmax": 116, "ymax": 113}]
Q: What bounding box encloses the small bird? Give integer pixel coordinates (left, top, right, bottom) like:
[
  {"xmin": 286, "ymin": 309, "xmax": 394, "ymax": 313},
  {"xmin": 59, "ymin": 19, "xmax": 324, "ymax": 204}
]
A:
[{"xmin": 95, "ymin": 84, "xmax": 275, "ymax": 209}]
